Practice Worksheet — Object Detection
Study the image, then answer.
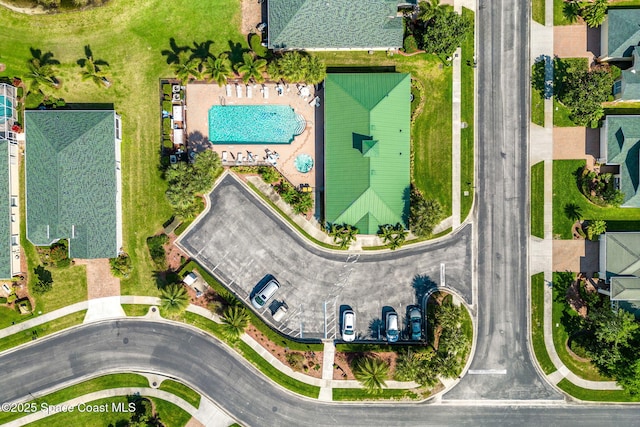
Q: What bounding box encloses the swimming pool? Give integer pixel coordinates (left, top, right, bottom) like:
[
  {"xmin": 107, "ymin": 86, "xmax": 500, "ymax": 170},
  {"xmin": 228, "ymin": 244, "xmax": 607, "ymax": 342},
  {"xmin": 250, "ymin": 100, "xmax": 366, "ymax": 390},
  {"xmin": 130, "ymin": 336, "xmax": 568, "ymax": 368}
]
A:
[
  {"xmin": 208, "ymin": 105, "xmax": 306, "ymax": 144},
  {"xmin": 0, "ymin": 95, "xmax": 12, "ymax": 124}
]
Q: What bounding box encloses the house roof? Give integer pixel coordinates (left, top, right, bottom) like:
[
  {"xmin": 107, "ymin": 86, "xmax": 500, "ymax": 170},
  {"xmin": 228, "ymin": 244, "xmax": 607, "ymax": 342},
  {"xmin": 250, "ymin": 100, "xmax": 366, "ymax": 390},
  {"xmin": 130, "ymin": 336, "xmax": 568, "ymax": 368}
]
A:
[
  {"xmin": 25, "ymin": 110, "xmax": 119, "ymax": 259},
  {"xmin": 0, "ymin": 140, "xmax": 10, "ymax": 279},
  {"xmin": 267, "ymin": 0, "xmax": 403, "ymax": 50},
  {"xmin": 606, "ymin": 9, "xmax": 640, "ymax": 59},
  {"xmin": 620, "ymin": 47, "xmax": 640, "ymax": 100},
  {"xmin": 611, "ymin": 277, "xmax": 640, "ymax": 301},
  {"xmin": 604, "ymin": 115, "xmax": 640, "ymax": 207},
  {"xmin": 324, "ymin": 73, "xmax": 411, "ymax": 234},
  {"xmin": 604, "ymin": 232, "xmax": 640, "ymax": 279}
]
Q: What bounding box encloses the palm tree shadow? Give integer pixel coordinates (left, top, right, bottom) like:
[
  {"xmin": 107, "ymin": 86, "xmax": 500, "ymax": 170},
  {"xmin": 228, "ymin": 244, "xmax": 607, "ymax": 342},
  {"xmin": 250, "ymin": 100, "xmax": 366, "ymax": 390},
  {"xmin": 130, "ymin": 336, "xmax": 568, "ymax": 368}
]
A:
[
  {"xmin": 189, "ymin": 40, "xmax": 215, "ymax": 61},
  {"xmin": 161, "ymin": 37, "xmax": 190, "ymax": 65},
  {"xmin": 77, "ymin": 45, "xmax": 109, "ymax": 68},
  {"xmin": 227, "ymin": 40, "xmax": 248, "ymax": 65},
  {"xmin": 412, "ymin": 274, "xmax": 437, "ymax": 304},
  {"xmin": 29, "ymin": 47, "xmax": 60, "ymax": 66}
]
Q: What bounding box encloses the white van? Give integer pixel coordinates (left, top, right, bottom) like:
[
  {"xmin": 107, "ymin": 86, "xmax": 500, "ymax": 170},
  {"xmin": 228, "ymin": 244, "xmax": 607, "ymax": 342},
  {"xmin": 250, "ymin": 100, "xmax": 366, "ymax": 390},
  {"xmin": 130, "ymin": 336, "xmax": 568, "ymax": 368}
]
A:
[{"xmin": 251, "ymin": 279, "xmax": 280, "ymax": 309}]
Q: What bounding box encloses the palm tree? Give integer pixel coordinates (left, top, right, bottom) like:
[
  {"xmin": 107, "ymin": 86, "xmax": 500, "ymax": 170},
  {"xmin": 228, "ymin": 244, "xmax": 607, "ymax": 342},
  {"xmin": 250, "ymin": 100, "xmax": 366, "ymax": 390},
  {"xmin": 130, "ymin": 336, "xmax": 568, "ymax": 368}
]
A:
[
  {"xmin": 564, "ymin": 203, "xmax": 583, "ymax": 222},
  {"xmin": 25, "ymin": 61, "xmax": 59, "ymax": 92},
  {"xmin": 377, "ymin": 224, "xmax": 407, "ymax": 250},
  {"xmin": 236, "ymin": 52, "xmax": 267, "ymax": 84},
  {"xmin": 204, "ymin": 54, "xmax": 233, "ymax": 87},
  {"xmin": 160, "ymin": 284, "xmax": 189, "ymax": 316},
  {"xmin": 418, "ymin": 0, "xmax": 445, "ymax": 23},
  {"xmin": 353, "ymin": 356, "xmax": 389, "ymax": 394},
  {"xmin": 581, "ymin": 0, "xmax": 608, "ymax": 28},
  {"xmin": 276, "ymin": 51, "xmax": 306, "ymax": 83},
  {"xmin": 78, "ymin": 45, "xmax": 111, "ymax": 88},
  {"xmin": 304, "ymin": 55, "xmax": 326, "ymax": 85},
  {"xmin": 329, "ymin": 223, "xmax": 358, "ymax": 249},
  {"xmin": 562, "ymin": 0, "xmax": 582, "ymax": 24},
  {"xmin": 221, "ymin": 305, "xmax": 250, "ymax": 341},
  {"xmin": 174, "ymin": 58, "xmax": 203, "ymax": 84}
]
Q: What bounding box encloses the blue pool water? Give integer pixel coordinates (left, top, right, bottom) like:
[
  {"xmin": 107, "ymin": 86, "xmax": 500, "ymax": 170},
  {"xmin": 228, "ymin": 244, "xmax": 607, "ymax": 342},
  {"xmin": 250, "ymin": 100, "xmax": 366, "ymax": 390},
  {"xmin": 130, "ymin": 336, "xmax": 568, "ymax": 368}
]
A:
[
  {"xmin": 295, "ymin": 154, "xmax": 314, "ymax": 173},
  {"xmin": 0, "ymin": 95, "xmax": 12, "ymax": 124},
  {"xmin": 209, "ymin": 105, "xmax": 306, "ymax": 144}
]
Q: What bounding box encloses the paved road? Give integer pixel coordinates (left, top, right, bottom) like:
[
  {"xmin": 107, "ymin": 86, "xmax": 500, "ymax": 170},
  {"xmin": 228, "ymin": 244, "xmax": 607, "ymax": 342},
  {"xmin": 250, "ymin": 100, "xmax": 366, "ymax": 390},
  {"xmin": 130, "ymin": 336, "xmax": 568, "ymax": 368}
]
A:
[
  {"xmin": 179, "ymin": 175, "xmax": 472, "ymax": 340},
  {"xmin": 1, "ymin": 320, "xmax": 639, "ymax": 427},
  {"xmin": 444, "ymin": 0, "xmax": 560, "ymax": 400}
]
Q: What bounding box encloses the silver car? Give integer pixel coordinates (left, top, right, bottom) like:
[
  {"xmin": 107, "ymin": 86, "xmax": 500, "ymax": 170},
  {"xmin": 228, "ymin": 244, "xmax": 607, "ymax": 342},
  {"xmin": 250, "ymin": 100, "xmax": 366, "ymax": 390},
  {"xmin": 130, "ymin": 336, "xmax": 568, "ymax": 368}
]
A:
[
  {"xmin": 251, "ymin": 279, "xmax": 280, "ymax": 309},
  {"xmin": 386, "ymin": 311, "xmax": 399, "ymax": 343}
]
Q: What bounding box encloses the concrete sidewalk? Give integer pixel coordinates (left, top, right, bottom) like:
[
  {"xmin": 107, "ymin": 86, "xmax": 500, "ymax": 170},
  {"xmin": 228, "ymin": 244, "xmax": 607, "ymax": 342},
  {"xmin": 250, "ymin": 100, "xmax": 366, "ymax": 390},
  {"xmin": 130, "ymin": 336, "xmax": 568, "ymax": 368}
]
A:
[{"xmin": 528, "ymin": 0, "xmax": 621, "ymax": 393}]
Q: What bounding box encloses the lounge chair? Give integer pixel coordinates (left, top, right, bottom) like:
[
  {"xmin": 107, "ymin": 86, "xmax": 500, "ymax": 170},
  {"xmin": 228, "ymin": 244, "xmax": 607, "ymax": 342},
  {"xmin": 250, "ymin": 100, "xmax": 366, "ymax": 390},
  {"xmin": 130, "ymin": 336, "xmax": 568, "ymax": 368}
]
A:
[
  {"xmin": 236, "ymin": 152, "xmax": 243, "ymax": 165},
  {"xmin": 247, "ymin": 84, "xmax": 253, "ymax": 98},
  {"xmin": 226, "ymin": 84, "xmax": 232, "ymax": 97},
  {"xmin": 236, "ymin": 84, "xmax": 243, "ymax": 98},
  {"xmin": 222, "ymin": 151, "xmax": 228, "ymax": 163},
  {"xmin": 262, "ymin": 85, "xmax": 269, "ymax": 99}
]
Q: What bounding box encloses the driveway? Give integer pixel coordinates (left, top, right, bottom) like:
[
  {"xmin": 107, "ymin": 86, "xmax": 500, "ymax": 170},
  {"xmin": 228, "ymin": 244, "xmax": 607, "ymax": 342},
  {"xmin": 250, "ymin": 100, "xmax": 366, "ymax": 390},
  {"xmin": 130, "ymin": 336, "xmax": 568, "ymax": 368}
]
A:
[
  {"xmin": 553, "ymin": 239, "xmax": 599, "ymax": 274},
  {"xmin": 553, "ymin": 127, "xmax": 599, "ymax": 168},
  {"xmin": 178, "ymin": 174, "xmax": 472, "ymax": 340},
  {"xmin": 554, "ymin": 24, "xmax": 600, "ymax": 62}
]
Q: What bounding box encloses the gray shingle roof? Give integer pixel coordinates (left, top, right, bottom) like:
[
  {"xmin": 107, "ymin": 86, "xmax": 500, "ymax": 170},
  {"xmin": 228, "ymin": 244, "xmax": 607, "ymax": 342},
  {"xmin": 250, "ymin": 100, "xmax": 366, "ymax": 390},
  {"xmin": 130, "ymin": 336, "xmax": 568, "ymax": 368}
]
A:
[
  {"xmin": 606, "ymin": 9, "xmax": 640, "ymax": 59},
  {"xmin": 604, "ymin": 115, "xmax": 640, "ymax": 207},
  {"xmin": 268, "ymin": 0, "xmax": 403, "ymax": 50},
  {"xmin": 620, "ymin": 47, "xmax": 640, "ymax": 101},
  {"xmin": 25, "ymin": 110, "xmax": 119, "ymax": 259}
]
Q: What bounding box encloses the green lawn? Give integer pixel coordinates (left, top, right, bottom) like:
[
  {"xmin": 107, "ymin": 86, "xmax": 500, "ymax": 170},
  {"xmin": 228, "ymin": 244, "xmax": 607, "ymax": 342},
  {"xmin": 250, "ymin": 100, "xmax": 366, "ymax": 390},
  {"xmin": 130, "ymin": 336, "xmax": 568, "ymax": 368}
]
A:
[
  {"xmin": 552, "ymin": 160, "xmax": 640, "ymax": 239},
  {"xmin": 551, "ymin": 276, "xmax": 611, "ymax": 381},
  {"xmin": 122, "ymin": 304, "xmax": 152, "ymax": 316},
  {"xmin": 556, "ymin": 378, "xmax": 639, "ymax": 402},
  {"xmin": 315, "ymin": 51, "xmax": 454, "ymax": 216},
  {"xmin": 332, "ymin": 388, "xmax": 420, "ymax": 401},
  {"xmin": 0, "ymin": 305, "xmax": 25, "ymax": 328},
  {"xmin": 460, "ymin": 8, "xmax": 475, "ymax": 220},
  {"xmin": 531, "ymin": 273, "xmax": 556, "ymax": 375},
  {"xmin": 553, "ymin": 98, "xmax": 576, "ymax": 127},
  {"xmin": 24, "ymin": 396, "xmax": 191, "ymax": 427},
  {"xmin": 553, "ymin": 0, "xmax": 574, "ymax": 25},
  {"xmin": 0, "ymin": 0, "xmax": 244, "ymax": 298},
  {"xmin": 158, "ymin": 379, "xmax": 201, "ymax": 408},
  {"xmin": 553, "ymin": 58, "xmax": 588, "ymax": 127},
  {"xmin": 0, "ymin": 311, "xmax": 86, "ymax": 353},
  {"xmin": 531, "ymin": 83, "xmax": 545, "ymax": 126},
  {"xmin": 0, "ymin": 373, "xmax": 149, "ymax": 425},
  {"xmin": 533, "ymin": 0, "xmax": 545, "ymax": 24},
  {"xmin": 531, "ymin": 162, "xmax": 545, "ymax": 238}
]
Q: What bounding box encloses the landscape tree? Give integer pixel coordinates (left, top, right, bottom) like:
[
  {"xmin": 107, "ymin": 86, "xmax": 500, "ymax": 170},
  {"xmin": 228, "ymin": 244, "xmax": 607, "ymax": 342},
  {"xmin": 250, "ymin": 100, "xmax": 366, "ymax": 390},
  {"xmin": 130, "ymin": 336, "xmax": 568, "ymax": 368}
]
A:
[
  {"xmin": 304, "ymin": 55, "xmax": 327, "ymax": 85},
  {"xmin": 109, "ymin": 253, "xmax": 132, "ymax": 278},
  {"xmin": 221, "ymin": 305, "xmax": 251, "ymax": 341},
  {"xmin": 33, "ymin": 265, "xmax": 54, "ymax": 294},
  {"xmin": 377, "ymin": 223, "xmax": 408, "ymax": 250},
  {"xmin": 563, "ymin": 202, "xmax": 583, "ymax": 222},
  {"xmin": 25, "ymin": 48, "xmax": 60, "ymax": 92},
  {"xmin": 353, "ymin": 356, "xmax": 389, "ymax": 394},
  {"xmin": 236, "ymin": 52, "xmax": 267, "ymax": 84},
  {"xmin": 77, "ymin": 45, "xmax": 110, "ymax": 87},
  {"xmin": 556, "ymin": 64, "xmax": 613, "ymax": 126},
  {"xmin": 562, "ymin": 0, "xmax": 582, "ymax": 24},
  {"xmin": 160, "ymin": 284, "xmax": 189, "ymax": 316},
  {"xmin": 268, "ymin": 52, "xmax": 326, "ymax": 84},
  {"xmin": 173, "ymin": 56, "xmax": 203, "ymax": 84},
  {"xmin": 420, "ymin": 8, "xmax": 471, "ymax": 58},
  {"xmin": 409, "ymin": 187, "xmax": 444, "ymax": 237},
  {"xmin": 586, "ymin": 219, "xmax": 607, "ymax": 240},
  {"xmin": 580, "ymin": 0, "xmax": 608, "ymax": 28},
  {"xmin": 328, "ymin": 223, "xmax": 358, "ymax": 249},
  {"xmin": 417, "ymin": 0, "xmax": 446, "ymax": 23},
  {"xmin": 204, "ymin": 54, "xmax": 233, "ymax": 87}
]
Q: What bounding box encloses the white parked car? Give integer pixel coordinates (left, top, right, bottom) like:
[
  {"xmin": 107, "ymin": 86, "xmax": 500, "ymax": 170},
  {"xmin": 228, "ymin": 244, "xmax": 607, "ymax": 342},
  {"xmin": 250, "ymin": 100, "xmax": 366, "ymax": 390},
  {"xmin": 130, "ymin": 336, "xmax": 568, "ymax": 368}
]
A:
[
  {"xmin": 251, "ymin": 279, "xmax": 280, "ymax": 309},
  {"xmin": 386, "ymin": 311, "xmax": 399, "ymax": 343},
  {"xmin": 342, "ymin": 309, "xmax": 356, "ymax": 342}
]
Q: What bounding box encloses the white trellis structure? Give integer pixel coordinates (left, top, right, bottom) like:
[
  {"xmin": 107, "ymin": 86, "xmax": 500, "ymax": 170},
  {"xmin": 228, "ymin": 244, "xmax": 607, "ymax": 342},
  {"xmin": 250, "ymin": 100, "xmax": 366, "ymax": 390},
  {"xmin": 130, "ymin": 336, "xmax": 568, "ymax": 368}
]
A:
[{"xmin": 0, "ymin": 83, "xmax": 17, "ymax": 144}]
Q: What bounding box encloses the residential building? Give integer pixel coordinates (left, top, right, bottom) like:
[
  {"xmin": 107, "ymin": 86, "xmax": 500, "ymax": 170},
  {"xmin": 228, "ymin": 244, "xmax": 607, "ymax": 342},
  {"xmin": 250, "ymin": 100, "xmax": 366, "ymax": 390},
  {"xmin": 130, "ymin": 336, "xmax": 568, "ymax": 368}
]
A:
[
  {"xmin": 324, "ymin": 73, "xmax": 411, "ymax": 234},
  {"xmin": 613, "ymin": 47, "xmax": 640, "ymax": 101},
  {"xmin": 267, "ymin": 0, "xmax": 404, "ymax": 51},
  {"xmin": 599, "ymin": 232, "xmax": 640, "ymax": 317},
  {"xmin": 599, "ymin": 115, "xmax": 640, "ymax": 207},
  {"xmin": 0, "ymin": 83, "xmax": 20, "ymax": 279},
  {"xmin": 599, "ymin": 8, "xmax": 640, "ymax": 62},
  {"xmin": 25, "ymin": 110, "xmax": 123, "ymax": 259}
]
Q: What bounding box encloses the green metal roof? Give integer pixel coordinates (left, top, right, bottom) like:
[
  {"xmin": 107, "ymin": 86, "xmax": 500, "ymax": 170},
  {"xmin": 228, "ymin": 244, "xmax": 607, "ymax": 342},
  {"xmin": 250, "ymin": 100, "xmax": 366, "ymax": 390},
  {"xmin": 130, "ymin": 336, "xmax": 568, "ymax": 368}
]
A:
[
  {"xmin": 25, "ymin": 110, "xmax": 119, "ymax": 259},
  {"xmin": 606, "ymin": 9, "xmax": 640, "ymax": 59},
  {"xmin": 324, "ymin": 73, "xmax": 410, "ymax": 234},
  {"xmin": 0, "ymin": 140, "xmax": 10, "ymax": 278},
  {"xmin": 605, "ymin": 115, "xmax": 640, "ymax": 207},
  {"xmin": 267, "ymin": 0, "xmax": 403, "ymax": 50}
]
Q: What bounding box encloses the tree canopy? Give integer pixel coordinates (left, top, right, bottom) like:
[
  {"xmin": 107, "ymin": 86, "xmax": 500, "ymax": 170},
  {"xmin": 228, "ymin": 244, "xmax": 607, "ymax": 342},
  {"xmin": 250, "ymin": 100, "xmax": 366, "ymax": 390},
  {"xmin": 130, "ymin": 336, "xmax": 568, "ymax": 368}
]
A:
[
  {"xmin": 556, "ymin": 62, "xmax": 613, "ymax": 127},
  {"xmin": 417, "ymin": 7, "xmax": 471, "ymax": 57},
  {"xmin": 409, "ymin": 187, "xmax": 444, "ymax": 237}
]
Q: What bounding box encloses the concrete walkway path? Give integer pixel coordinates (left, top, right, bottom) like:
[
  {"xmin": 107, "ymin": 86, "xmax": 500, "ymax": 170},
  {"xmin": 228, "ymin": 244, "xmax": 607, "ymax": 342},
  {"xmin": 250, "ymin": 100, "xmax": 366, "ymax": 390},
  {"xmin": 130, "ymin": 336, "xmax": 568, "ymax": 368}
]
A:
[{"xmin": 528, "ymin": 0, "xmax": 621, "ymax": 392}]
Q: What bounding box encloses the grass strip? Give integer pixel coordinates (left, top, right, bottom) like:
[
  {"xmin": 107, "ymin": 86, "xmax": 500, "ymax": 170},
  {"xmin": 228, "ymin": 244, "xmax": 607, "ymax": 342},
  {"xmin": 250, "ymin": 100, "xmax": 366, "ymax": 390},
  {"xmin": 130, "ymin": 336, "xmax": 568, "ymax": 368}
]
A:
[
  {"xmin": 332, "ymin": 388, "xmax": 420, "ymax": 401},
  {"xmin": 0, "ymin": 311, "xmax": 86, "ymax": 354},
  {"xmin": 556, "ymin": 379, "xmax": 638, "ymax": 402},
  {"xmin": 121, "ymin": 304, "xmax": 151, "ymax": 317},
  {"xmin": 531, "ymin": 162, "xmax": 545, "ymax": 238},
  {"xmin": 158, "ymin": 379, "xmax": 201, "ymax": 409},
  {"xmin": 532, "ymin": 0, "xmax": 545, "ymax": 24},
  {"xmin": 0, "ymin": 373, "xmax": 149, "ymax": 425},
  {"xmin": 531, "ymin": 82, "xmax": 545, "ymax": 126},
  {"xmin": 460, "ymin": 8, "xmax": 475, "ymax": 220},
  {"xmin": 531, "ymin": 273, "xmax": 556, "ymax": 375}
]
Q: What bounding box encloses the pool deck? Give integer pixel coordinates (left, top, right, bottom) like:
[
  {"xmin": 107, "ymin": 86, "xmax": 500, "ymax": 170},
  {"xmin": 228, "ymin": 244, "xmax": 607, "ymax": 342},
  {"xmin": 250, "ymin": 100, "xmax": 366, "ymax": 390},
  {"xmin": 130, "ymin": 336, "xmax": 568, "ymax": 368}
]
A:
[{"xmin": 185, "ymin": 81, "xmax": 320, "ymax": 190}]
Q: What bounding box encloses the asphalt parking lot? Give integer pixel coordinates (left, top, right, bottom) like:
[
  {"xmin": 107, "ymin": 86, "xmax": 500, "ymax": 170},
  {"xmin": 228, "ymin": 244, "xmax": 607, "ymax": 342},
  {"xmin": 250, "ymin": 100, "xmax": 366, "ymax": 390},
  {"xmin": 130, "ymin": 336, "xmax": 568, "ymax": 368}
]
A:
[{"xmin": 178, "ymin": 174, "xmax": 473, "ymax": 340}]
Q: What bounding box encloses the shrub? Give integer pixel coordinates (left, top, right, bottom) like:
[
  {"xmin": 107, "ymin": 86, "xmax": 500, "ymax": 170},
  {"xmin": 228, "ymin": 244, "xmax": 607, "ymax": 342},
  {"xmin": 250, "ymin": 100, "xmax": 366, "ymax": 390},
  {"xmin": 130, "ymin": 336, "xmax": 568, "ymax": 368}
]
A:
[
  {"xmin": 250, "ymin": 33, "xmax": 268, "ymax": 58},
  {"xmin": 577, "ymin": 167, "xmax": 625, "ymax": 207},
  {"xmin": 403, "ymin": 35, "xmax": 419, "ymax": 53},
  {"xmin": 49, "ymin": 240, "xmax": 70, "ymax": 268},
  {"xmin": 285, "ymin": 352, "xmax": 305, "ymax": 369},
  {"xmin": 110, "ymin": 253, "xmax": 132, "ymax": 278},
  {"xmin": 147, "ymin": 234, "xmax": 169, "ymax": 269},
  {"xmin": 258, "ymin": 166, "xmax": 279, "ymax": 184},
  {"xmin": 0, "ymin": 297, "xmax": 7, "ymax": 304},
  {"xmin": 32, "ymin": 265, "xmax": 54, "ymax": 294}
]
